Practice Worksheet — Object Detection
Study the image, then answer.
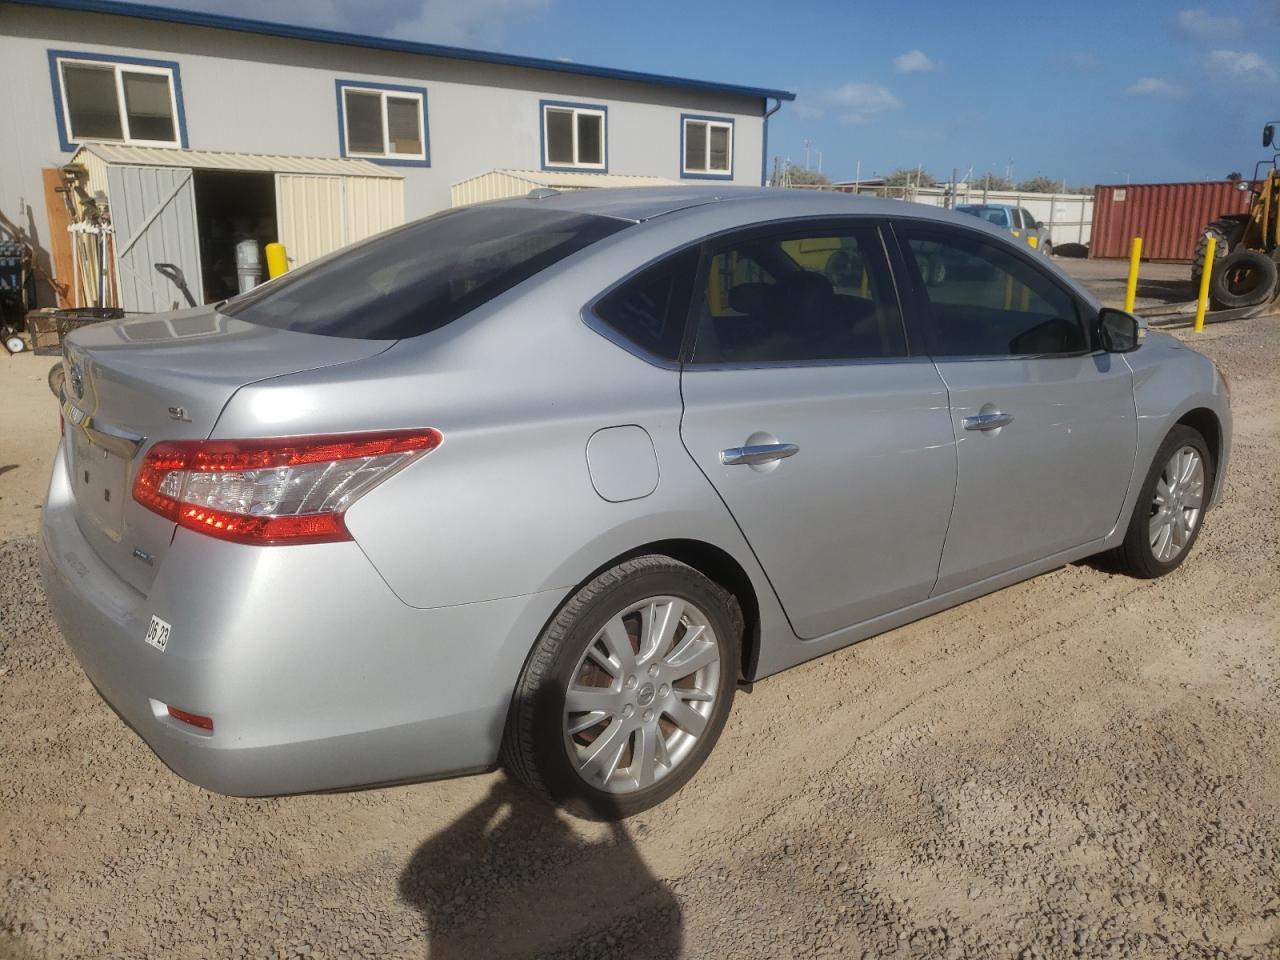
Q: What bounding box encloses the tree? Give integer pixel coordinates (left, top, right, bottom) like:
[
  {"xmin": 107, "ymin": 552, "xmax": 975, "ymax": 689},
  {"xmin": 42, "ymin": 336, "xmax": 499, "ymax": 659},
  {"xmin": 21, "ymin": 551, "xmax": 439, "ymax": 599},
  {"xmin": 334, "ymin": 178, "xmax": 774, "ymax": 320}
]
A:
[
  {"xmin": 1068, "ymin": 185, "xmax": 1095, "ymax": 196},
  {"xmin": 788, "ymin": 167, "xmax": 831, "ymax": 186},
  {"xmin": 883, "ymin": 167, "xmax": 937, "ymax": 188},
  {"xmin": 1017, "ymin": 175, "xmax": 1061, "ymax": 193},
  {"xmin": 972, "ymin": 173, "xmax": 1013, "ymax": 191},
  {"xmin": 1226, "ymin": 171, "xmax": 1244, "ymax": 182}
]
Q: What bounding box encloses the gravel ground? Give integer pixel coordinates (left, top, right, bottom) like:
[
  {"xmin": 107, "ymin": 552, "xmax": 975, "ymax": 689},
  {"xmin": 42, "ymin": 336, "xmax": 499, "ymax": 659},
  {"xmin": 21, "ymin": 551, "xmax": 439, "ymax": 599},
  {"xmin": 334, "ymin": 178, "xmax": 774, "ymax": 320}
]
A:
[{"xmin": 1, "ymin": 314, "xmax": 1278, "ymax": 959}]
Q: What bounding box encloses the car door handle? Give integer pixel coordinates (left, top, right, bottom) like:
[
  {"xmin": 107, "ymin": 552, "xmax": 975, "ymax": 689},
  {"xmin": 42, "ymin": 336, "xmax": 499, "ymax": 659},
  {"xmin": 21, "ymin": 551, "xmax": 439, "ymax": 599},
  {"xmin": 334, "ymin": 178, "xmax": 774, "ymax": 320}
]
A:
[
  {"xmin": 962, "ymin": 412, "xmax": 1014, "ymax": 431},
  {"xmin": 720, "ymin": 443, "xmax": 800, "ymax": 466}
]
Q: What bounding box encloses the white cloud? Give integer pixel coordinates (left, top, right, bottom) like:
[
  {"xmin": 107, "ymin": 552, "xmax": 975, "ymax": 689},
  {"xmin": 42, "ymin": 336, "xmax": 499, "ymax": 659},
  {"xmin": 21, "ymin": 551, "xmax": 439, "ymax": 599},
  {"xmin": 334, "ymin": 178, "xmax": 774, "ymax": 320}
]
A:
[
  {"xmin": 893, "ymin": 49, "xmax": 940, "ymax": 74},
  {"xmin": 793, "ymin": 101, "xmax": 825, "ymax": 120},
  {"xmin": 1126, "ymin": 76, "xmax": 1184, "ymax": 97},
  {"xmin": 1177, "ymin": 9, "xmax": 1242, "ymax": 37},
  {"xmin": 822, "ymin": 83, "xmax": 903, "ymax": 124},
  {"xmin": 1207, "ymin": 49, "xmax": 1278, "ymax": 82},
  {"xmin": 136, "ymin": 0, "xmax": 551, "ymax": 46}
]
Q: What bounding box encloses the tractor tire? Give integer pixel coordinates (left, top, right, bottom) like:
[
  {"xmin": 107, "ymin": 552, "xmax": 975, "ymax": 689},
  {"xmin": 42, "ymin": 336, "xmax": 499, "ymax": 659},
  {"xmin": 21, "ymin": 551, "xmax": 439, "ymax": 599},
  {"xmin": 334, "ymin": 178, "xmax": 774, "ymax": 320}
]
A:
[
  {"xmin": 1208, "ymin": 250, "xmax": 1278, "ymax": 309},
  {"xmin": 1190, "ymin": 215, "xmax": 1248, "ymax": 288}
]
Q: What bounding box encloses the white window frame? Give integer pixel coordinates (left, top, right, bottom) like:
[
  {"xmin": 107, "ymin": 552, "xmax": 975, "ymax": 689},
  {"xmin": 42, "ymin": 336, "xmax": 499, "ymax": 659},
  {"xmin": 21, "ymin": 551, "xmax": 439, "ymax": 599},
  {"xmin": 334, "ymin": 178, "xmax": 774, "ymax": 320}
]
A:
[
  {"xmin": 682, "ymin": 117, "xmax": 734, "ymax": 176},
  {"xmin": 340, "ymin": 85, "xmax": 427, "ymax": 163},
  {"xmin": 542, "ymin": 104, "xmax": 607, "ymax": 170},
  {"xmin": 56, "ymin": 56, "xmax": 182, "ymax": 149}
]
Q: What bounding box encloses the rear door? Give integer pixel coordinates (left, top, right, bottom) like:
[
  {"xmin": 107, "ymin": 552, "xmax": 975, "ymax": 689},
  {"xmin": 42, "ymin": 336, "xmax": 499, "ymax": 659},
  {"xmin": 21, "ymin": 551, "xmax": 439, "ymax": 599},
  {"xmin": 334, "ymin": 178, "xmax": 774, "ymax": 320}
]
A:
[
  {"xmin": 893, "ymin": 222, "xmax": 1136, "ymax": 594},
  {"xmin": 678, "ymin": 219, "xmax": 957, "ymax": 639}
]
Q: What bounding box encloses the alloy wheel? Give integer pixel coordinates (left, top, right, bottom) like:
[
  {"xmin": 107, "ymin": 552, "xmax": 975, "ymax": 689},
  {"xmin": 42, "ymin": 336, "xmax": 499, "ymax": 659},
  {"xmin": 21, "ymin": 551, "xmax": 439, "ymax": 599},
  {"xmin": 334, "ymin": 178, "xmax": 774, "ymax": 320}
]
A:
[
  {"xmin": 563, "ymin": 596, "xmax": 722, "ymax": 794},
  {"xmin": 1149, "ymin": 445, "xmax": 1205, "ymax": 563}
]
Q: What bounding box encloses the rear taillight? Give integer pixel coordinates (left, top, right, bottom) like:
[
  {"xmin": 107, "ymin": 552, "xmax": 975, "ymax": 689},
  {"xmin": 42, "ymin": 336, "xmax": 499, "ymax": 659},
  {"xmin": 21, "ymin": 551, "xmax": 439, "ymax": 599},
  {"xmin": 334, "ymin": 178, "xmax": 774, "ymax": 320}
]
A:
[{"xmin": 132, "ymin": 429, "xmax": 441, "ymax": 545}]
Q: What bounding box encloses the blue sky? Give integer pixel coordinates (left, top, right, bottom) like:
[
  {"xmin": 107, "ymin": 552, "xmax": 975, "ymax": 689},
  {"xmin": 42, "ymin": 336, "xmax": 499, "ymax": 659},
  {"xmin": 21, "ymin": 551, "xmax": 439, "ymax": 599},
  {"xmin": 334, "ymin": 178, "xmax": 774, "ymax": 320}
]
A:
[{"xmin": 141, "ymin": 0, "xmax": 1280, "ymax": 186}]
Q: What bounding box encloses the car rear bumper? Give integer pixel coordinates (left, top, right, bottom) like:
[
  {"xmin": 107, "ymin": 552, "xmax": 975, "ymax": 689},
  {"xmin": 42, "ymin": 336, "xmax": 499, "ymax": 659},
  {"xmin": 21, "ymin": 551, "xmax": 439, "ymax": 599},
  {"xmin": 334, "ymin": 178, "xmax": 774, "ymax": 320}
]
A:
[{"xmin": 40, "ymin": 445, "xmax": 562, "ymax": 796}]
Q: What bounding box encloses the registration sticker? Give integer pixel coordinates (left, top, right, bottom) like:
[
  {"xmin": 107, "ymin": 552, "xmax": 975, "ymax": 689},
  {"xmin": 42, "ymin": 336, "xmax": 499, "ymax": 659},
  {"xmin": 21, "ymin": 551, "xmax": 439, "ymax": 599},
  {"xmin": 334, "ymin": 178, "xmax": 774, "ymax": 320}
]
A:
[{"xmin": 143, "ymin": 615, "xmax": 172, "ymax": 652}]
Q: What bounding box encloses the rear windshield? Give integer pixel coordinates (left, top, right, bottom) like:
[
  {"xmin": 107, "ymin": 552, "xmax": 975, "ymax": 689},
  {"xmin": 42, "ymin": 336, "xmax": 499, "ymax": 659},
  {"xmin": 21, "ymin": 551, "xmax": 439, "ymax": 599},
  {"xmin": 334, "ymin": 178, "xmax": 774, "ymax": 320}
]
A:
[
  {"xmin": 955, "ymin": 205, "xmax": 1010, "ymax": 228},
  {"xmin": 220, "ymin": 206, "xmax": 628, "ymax": 339}
]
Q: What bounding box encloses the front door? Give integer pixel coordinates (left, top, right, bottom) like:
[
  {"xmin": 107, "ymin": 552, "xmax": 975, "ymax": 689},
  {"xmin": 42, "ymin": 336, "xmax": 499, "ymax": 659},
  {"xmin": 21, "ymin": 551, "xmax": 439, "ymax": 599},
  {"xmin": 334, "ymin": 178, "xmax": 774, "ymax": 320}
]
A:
[
  {"xmin": 895, "ymin": 223, "xmax": 1137, "ymax": 594},
  {"xmin": 678, "ymin": 220, "xmax": 957, "ymax": 639}
]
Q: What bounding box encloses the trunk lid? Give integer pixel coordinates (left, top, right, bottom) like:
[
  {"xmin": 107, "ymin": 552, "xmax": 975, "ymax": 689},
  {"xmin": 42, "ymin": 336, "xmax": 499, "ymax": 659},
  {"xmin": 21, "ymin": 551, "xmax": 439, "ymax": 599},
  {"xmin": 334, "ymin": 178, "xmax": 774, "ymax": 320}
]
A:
[{"xmin": 59, "ymin": 307, "xmax": 393, "ymax": 593}]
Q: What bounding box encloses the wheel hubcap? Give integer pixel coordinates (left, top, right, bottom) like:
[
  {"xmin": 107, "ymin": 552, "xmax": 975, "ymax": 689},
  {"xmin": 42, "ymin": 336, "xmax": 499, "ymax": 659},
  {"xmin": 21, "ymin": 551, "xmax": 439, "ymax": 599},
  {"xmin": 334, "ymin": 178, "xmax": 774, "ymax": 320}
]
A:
[
  {"xmin": 563, "ymin": 596, "xmax": 721, "ymax": 794},
  {"xmin": 1148, "ymin": 445, "xmax": 1204, "ymax": 563}
]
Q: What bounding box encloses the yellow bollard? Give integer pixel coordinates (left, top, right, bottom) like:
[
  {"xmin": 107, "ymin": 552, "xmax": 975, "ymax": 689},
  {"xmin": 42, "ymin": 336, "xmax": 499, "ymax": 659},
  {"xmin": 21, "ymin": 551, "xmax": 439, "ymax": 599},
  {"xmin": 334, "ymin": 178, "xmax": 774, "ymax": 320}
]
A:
[
  {"xmin": 265, "ymin": 242, "xmax": 289, "ymax": 280},
  {"xmin": 1123, "ymin": 236, "xmax": 1142, "ymax": 312},
  {"xmin": 1194, "ymin": 235, "xmax": 1216, "ymax": 333}
]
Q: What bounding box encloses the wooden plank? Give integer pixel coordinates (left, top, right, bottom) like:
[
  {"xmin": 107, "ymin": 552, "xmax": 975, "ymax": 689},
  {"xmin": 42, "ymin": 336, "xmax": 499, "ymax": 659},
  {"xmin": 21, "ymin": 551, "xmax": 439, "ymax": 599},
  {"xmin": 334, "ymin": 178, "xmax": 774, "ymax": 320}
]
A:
[{"xmin": 42, "ymin": 168, "xmax": 74, "ymax": 308}]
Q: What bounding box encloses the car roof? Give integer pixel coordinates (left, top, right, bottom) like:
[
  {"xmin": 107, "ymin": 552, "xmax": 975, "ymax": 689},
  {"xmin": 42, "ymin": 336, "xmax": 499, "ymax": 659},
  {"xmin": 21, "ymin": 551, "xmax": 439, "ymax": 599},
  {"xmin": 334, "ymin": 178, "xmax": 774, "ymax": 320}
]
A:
[{"xmin": 491, "ymin": 186, "xmax": 997, "ymax": 228}]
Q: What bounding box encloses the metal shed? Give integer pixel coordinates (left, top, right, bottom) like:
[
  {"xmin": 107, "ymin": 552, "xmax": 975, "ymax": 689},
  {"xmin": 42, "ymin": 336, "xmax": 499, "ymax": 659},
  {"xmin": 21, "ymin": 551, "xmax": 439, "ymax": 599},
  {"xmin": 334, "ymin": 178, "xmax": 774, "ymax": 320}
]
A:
[
  {"xmin": 70, "ymin": 143, "xmax": 404, "ymax": 311},
  {"xmin": 451, "ymin": 169, "xmax": 682, "ymax": 207}
]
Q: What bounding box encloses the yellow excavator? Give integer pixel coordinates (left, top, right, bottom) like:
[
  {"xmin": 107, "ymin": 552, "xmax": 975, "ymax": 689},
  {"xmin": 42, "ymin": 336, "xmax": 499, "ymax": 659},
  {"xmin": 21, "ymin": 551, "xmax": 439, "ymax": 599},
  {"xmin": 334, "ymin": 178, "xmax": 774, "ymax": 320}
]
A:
[{"xmin": 1192, "ymin": 122, "xmax": 1280, "ymax": 308}]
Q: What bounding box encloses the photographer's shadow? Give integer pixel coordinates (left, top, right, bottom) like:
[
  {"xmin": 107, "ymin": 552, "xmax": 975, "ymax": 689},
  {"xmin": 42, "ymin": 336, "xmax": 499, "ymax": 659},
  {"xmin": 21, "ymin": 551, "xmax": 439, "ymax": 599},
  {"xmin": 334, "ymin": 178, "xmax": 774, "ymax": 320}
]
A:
[{"xmin": 399, "ymin": 778, "xmax": 682, "ymax": 959}]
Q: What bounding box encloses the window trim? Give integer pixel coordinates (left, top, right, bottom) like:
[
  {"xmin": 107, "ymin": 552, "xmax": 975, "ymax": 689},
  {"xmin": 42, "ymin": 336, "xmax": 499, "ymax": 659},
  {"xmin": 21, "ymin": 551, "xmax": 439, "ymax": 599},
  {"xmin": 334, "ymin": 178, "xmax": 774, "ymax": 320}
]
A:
[
  {"xmin": 680, "ymin": 113, "xmax": 735, "ymax": 180},
  {"xmin": 887, "ymin": 218, "xmax": 1096, "ymax": 361},
  {"xmin": 539, "ymin": 99, "xmax": 608, "ymax": 172},
  {"xmin": 335, "ymin": 79, "xmax": 430, "ymax": 166},
  {"xmin": 48, "ymin": 49, "xmax": 188, "ymax": 152}
]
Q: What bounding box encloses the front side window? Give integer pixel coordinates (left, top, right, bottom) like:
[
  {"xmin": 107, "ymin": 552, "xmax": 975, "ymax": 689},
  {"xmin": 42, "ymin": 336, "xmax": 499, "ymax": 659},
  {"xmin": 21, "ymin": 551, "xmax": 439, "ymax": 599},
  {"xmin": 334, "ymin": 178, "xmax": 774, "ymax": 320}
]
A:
[
  {"xmin": 901, "ymin": 226, "xmax": 1086, "ymax": 357},
  {"xmin": 221, "ymin": 206, "xmax": 627, "ymax": 340},
  {"xmin": 682, "ymin": 116, "xmax": 733, "ymax": 178},
  {"xmin": 691, "ymin": 225, "xmax": 908, "ymax": 364},
  {"xmin": 1020, "ymin": 208, "xmax": 1038, "ymax": 230},
  {"xmin": 338, "ymin": 81, "xmax": 427, "ymax": 163},
  {"xmin": 51, "ymin": 51, "xmax": 183, "ymax": 149},
  {"xmin": 542, "ymin": 102, "xmax": 606, "ymax": 169}
]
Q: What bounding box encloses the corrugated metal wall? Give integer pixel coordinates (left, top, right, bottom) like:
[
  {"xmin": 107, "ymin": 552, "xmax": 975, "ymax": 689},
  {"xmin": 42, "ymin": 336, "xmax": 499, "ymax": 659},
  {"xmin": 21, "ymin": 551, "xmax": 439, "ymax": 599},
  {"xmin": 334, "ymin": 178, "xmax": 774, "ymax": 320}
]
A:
[
  {"xmin": 275, "ymin": 175, "xmax": 346, "ymax": 267},
  {"xmin": 1091, "ymin": 182, "xmax": 1255, "ymax": 261},
  {"xmin": 107, "ymin": 164, "xmax": 203, "ymax": 312},
  {"xmin": 276, "ymin": 174, "xmax": 404, "ymax": 267}
]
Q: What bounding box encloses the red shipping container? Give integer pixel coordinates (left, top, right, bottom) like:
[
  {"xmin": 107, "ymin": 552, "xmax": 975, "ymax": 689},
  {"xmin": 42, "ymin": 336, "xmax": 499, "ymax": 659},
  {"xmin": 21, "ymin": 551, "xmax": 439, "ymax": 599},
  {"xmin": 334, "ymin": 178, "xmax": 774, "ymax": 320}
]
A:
[{"xmin": 1090, "ymin": 181, "xmax": 1256, "ymax": 261}]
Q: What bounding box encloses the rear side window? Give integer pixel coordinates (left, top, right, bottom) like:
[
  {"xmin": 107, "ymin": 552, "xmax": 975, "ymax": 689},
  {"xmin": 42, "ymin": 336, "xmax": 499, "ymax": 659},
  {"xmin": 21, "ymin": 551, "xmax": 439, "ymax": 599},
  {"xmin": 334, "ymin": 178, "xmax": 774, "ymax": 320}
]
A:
[
  {"xmin": 901, "ymin": 227, "xmax": 1085, "ymax": 357},
  {"xmin": 221, "ymin": 206, "xmax": 627, "ymax": 339},
  {"xmin": 690, "ymin": 225, "xmax": 907, "ymax": 364},
  {"xmin": 593, "ymin": 248, "xmax": 699, "ymax": 362}
]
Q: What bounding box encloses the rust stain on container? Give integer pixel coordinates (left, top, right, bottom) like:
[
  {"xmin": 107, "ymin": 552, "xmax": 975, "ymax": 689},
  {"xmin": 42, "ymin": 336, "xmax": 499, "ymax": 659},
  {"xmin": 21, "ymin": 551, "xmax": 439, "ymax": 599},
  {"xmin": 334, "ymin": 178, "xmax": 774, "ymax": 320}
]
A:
[{"xmin": 1091, "ymin": 181, "xmax": 1255, "ymax": 262}]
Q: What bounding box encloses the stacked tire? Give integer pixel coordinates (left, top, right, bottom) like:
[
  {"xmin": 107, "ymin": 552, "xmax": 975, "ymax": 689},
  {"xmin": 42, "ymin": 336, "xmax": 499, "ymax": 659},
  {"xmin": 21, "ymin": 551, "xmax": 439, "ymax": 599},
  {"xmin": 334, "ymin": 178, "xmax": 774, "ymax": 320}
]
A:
[{"xmin": 1191, "ymin": 215, "xmax": 1279, "ymax": 309}]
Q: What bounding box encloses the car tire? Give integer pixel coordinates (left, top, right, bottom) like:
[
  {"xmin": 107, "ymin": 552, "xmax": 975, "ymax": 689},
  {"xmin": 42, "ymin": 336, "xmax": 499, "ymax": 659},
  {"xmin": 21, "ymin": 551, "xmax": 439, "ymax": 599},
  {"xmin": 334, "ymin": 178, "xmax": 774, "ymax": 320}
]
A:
[
  {"xmin": 1113, "ymin": 425, "xmax": 1214, "ymax": 579},
  {"xmin": 1208, "ymin": 250, "xmax": 1278, "ymax": 309},
  {"xmin": 502, "ymin": 555, "xmax": 742, "ymax": 820},
  {"xmin": 1041, "ymin": 241, "xmax": 1053, "ymax": 257}
]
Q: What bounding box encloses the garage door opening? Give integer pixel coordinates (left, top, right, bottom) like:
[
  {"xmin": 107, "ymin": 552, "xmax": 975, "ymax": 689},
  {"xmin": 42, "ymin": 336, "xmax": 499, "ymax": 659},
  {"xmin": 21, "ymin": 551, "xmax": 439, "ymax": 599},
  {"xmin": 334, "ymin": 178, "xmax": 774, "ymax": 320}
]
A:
[{"xmin": 193, "ymin": 170, "xmax": 277, "ymax": 303}]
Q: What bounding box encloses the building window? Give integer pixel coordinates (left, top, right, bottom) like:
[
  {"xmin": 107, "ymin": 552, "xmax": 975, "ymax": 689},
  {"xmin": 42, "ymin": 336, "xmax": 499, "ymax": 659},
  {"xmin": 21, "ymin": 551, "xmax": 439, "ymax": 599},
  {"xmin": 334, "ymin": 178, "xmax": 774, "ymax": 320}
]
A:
[
  {"xmin": 48, "ymin": 50, "xmax": 186, "ymax": 151},
  {"xmin": 336, "ymin": 80, "xmax": 429, "ymax": 166},
  {"xmin": 541, "ymin": 101, "xmax": 607, "ymax": 171},
  {"xmin": 682, "ymin": 115, "xmax": 733, "ymax": 179}
]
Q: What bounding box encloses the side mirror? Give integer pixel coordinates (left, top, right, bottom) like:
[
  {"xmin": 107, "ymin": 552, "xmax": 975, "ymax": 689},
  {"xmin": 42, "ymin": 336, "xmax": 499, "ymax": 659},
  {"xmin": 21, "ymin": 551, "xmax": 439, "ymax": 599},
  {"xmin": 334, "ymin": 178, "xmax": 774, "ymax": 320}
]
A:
[
  {"xmin": 1265, "ymin": 123, "xmax": 1275, "ymax": 148},
  {"xmin": 1035, "ymin": 220, "xmax": 1045, "ymax": 230},
  {"xmin": 1098, "ymin": 307, "xmax": 1142, "ymax": 353}
]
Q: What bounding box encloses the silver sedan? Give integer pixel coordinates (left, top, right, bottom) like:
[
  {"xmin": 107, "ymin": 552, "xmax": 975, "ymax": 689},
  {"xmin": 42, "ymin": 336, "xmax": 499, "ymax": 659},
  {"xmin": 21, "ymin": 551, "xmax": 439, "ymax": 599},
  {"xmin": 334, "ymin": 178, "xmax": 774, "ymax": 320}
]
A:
[{"xmin": 42, "ymin": 188, "xmax": 1231, "ymax": 819}]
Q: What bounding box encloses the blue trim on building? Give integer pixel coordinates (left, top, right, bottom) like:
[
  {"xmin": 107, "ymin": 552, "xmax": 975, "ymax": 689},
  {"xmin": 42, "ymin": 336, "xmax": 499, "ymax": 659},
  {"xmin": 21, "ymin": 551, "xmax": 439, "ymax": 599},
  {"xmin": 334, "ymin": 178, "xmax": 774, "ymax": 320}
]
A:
[
  {"xmin": 20, "ymin": 0, "xmax": 796, "ymax": 105},
  {"xmin": 539, "ymin": 99, "xmax": 609, "ymax": 173},
  {"xmin": 334, "ymin": 79, "xmax": 431, "ymax": 167},
  {"xmin": 47, "ymin": 47, "xmax": 189, "ymax": 152},
  {"xmin": 679, "ymin": 113, "xmax": 735, "ymax": 181}
]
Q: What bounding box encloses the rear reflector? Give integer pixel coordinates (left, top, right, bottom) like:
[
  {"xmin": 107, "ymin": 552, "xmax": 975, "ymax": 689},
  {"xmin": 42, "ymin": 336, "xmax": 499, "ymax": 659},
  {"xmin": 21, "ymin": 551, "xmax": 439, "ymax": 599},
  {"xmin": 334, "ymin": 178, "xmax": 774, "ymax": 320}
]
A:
[
  {"xmin": 133, "ymin": 428, "xmax": 442, "ymax": 545},
  {"xmin": 166, "ymin": 705, "xmax": 214, "ymax": 731}
]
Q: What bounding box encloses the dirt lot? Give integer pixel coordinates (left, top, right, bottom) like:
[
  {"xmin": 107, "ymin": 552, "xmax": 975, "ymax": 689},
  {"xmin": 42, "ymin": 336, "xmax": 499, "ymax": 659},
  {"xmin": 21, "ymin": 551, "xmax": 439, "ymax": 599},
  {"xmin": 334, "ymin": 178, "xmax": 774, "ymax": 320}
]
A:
[{"xmin": 2, "ymin": 290, "xmax": 1278, "ymax": 958}]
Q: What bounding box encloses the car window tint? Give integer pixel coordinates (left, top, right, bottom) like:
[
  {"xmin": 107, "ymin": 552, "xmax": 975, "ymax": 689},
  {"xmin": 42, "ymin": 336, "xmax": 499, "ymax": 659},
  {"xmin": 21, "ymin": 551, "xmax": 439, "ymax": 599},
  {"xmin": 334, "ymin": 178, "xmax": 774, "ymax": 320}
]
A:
[
  {"xmin": 691, "ymin": 227, "xmax": 907, "ymax": 364},
  {"xmin": 1009, "ymin": 208, "xmax": 1023, "ymax": 229},
  {"xmin": 903, "ymin": 229, "xmax": 1086, "ymax": 357},
  {"xmin": 593, "ymin": 248, "xmax": 699, "ymax": 362},
  {"xmin": 1021, "ymin": 209, "xmax": 1038, "ymax": 230},
  {"xmin": 220, "ymin": 207, "xmax": 628, "ymax": 340}
]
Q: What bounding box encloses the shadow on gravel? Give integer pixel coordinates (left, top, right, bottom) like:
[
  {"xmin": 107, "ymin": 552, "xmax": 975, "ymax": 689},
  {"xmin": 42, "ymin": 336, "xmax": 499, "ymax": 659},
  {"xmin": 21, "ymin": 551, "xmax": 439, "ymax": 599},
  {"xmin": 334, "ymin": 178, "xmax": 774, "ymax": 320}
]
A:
[
  {"xmin": 399, "ymin": 778, "xmax": 681, "ymax": 959},
  {"xmin": 1135, "ymin": 277, "xmax": 1194, "ymax": 306}
]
